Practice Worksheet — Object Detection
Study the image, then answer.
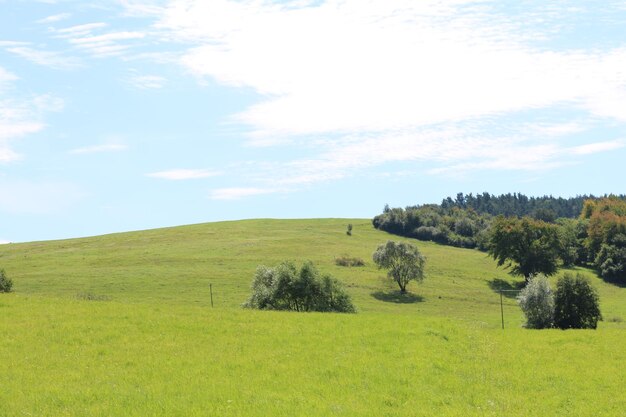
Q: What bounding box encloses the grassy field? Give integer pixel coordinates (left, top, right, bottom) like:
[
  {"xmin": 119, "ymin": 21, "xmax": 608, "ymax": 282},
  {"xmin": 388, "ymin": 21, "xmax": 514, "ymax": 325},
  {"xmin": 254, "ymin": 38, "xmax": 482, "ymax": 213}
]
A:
[{"xmin": 0, "ymin": 219, "xmax": 624, "ymax": 416}]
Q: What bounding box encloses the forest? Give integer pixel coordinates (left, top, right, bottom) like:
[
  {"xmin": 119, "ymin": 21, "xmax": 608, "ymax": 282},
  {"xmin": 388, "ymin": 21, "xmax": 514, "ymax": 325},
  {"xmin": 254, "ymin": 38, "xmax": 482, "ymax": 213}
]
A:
[{"xmin": 372, "ymin": 193, "xmax": 626, "ymax": 283}]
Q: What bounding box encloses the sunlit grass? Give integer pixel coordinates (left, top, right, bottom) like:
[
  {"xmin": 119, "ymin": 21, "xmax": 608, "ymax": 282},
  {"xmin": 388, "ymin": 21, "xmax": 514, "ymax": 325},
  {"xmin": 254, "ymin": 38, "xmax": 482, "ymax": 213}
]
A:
[
  {"xmin": 0, "ymin": 219, "xmax": 624, "ymax": 416},
  {"xmin": 0, "ymin": 295, "xmax": 624, "ymax": 417},
  {"xmin": 1, "ymin": 219, "xmax": 623, "ymax": 326}
]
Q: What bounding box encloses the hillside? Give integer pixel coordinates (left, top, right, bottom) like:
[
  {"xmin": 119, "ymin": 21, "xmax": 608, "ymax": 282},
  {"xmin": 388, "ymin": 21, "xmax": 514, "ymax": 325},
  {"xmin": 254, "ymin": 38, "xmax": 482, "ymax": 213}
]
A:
[
  {"xmin": 0, "ymin": 219, "xmax": 625, "ymax": 416},
  {"xmin": 0, "ymin": 218, "xmax": 623, "ymax": 327}
]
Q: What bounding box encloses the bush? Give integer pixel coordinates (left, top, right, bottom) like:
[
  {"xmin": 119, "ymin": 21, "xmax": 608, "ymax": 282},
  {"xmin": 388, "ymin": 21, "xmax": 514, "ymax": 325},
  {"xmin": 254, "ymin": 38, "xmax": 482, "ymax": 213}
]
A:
[
  {"xmin": 243, "ymin": 261, "xmax": 356, "ymax": 313},
  {"xmin": 595, "ymin": 243, "xmax": 626, "ymax": 282},
  {"xmin": 334, "ymin": 256, "xmax": 365, "ymax": 267},
  {"xmin": 414, "ymin": 226, "xmax": 438, "ymax": 241},
  {"xmin": 0, "ymin": 269, "xmax": 13, "ymax": 293},
  {"xmin": 554, "ymin": 273, "xmax": 602, "ymax": 329},
  {"xmin": 517, "ymin": 274, "xmax": 554, "ymax": 329}
]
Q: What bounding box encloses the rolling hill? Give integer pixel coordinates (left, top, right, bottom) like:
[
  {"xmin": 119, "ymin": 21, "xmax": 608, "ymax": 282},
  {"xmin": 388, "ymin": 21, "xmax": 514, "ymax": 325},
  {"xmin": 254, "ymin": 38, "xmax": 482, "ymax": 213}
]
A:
[{"xmin": 0, "ymin": 219, "xmax": 624, "ymax": 416}]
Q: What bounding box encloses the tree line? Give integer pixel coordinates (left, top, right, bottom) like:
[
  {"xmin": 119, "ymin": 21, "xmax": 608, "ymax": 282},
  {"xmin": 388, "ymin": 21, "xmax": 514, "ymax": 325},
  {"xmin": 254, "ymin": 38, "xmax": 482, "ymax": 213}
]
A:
[{"xmin": 373, "ymin": 193, "xmax": 626, "ymax": 283}]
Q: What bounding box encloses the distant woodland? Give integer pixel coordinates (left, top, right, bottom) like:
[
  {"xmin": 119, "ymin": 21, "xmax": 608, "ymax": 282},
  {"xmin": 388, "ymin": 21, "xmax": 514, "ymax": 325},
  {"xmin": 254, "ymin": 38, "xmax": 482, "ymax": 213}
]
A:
[{"xmin": 373, "ymin": 193, "xmax": 626, "ymax": 283}]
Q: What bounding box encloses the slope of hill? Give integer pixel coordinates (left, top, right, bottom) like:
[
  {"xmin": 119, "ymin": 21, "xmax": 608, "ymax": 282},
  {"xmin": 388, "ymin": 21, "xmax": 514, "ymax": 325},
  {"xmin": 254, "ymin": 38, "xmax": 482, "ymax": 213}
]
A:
[
  {"xmin": 0, "ymin": 219, "xmax": 624, "ymax": 416},
  {"xmin": 0, "ymin": 218, "xmax": 623, "ymax": 326}
]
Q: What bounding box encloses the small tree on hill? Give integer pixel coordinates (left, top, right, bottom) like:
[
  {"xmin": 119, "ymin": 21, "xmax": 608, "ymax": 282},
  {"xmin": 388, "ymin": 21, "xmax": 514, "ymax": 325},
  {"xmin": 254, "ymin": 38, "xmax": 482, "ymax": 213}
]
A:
[
  {"xmin": 554, "ymin": 273, "xmax": 602, "ymax": 329},
  {"xmin": 0, "ymin": 269, "xmax": 12, "ymax": 293},
  {"xmin": 517, "ymin": 274, "xmax": 554, "ymax": 329},
  {"xmin": 372, "ymin": 241, "xmax": 426, "ymax": 293}
]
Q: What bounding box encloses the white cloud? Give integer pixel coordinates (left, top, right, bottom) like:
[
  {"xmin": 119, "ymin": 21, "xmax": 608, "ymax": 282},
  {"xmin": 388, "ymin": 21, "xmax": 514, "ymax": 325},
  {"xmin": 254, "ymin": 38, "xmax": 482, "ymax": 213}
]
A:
[
  {"xmin": 0, "ymin": 240, "xmax": 10, "ymax": 245},
  {"xmin": 54, "ymin": 22, "xmax": 147, "ymax": 58},
  {"xmin": 210, "ymin": 187, "xmax": 284, "ymax": 200},
  {"xmin": 0, "ymin": 41, "xmax": 30, "ymax": 47},
  {"xmin": 118, "ymin": 0, "xmax": 166, "ymax": 17},
  {"xmin": 122, "ymin": 0, "xmax": 626, "ymax": 192},
  {"xmin": 1, "ymin": 68, "xmax": 60, "ymax": 162},
  {"xmin": 36, "ymin": 13, "xmax": 71, "ymax": 24},
  {"xmin": 150, "ymin": 1, "xmax": 625, "ymax": 139},
  {"xmin": 0, "ymin": 66, "xmax": 18, "ymax": 88},
  {"xmin": 147, "ymin": 169, "xmax": 220, "ymax": 180},
  {"xmin": 56, "ymin": 23, "xmax": 108, "ymax": 37},
  {"xmin": 71, "ymin": 31, "xmax": 145, "ymax": 57},
  {"xmin": 570, "ymin": 140, "xmax": 625, "ymax": 155},
  {"xmin": 0, "ymin": 119, "xmax": 44, "ymax": 143},
  {"xmin": 6, "ymin": 47, "xmax": 82, "ymax": 70},
  {"xmin": 71, "ymin": 31, "xmax": 145, "ymax": 46},
  {"xmin": 69, "ymin": 143, "xmax": 128, "ymax": 155},
  {"xmin": 127, "ymin": 73, "xmax": 167, "ymax": 89}
]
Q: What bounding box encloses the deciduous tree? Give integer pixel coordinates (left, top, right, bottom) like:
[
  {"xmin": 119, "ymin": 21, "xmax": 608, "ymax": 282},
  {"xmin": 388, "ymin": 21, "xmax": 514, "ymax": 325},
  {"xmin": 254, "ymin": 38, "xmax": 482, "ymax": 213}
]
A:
[
  {"xmin": 488, "ymin": 216, "xmax": 560, "ymax": 281},
  {"xmin": 372, "ymin": 241, "xmax": 426, "ymax": 293},
  {"xmin": 554, "ymin": 273, "xmax": 602, "ymax": 329}
]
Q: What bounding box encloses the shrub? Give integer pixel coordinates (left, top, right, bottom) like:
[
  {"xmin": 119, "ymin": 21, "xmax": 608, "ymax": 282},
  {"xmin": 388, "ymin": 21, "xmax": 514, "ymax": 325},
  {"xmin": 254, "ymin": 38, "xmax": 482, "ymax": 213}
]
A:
[
  {"xmin": 334, "ymin": 256, "xmax": 365, "ymax": 267},
  {"xmin": 554, "ymin": 273, "xmax": 602, "ymax": 329},
  {"xmin": 595, "ymin": 243, "xmax": 626, "ymax": 282},
  {"xmin": 243, "ymin": 261, "xmax": 356, "ymax": 313},
  {"xmin": 0, "ymin": 269, "xmax": 13, "ymax": 293},
  {"xmin": 517, "ymin": 274, "xmax": 554, "ymax": 329},
  {"xmin": 346, "ymin": 224, "xmax": 353, "ymax": 236},
  {"xmin": 414, "ymin": 226, "xmax": 438, "ymax": 241}
]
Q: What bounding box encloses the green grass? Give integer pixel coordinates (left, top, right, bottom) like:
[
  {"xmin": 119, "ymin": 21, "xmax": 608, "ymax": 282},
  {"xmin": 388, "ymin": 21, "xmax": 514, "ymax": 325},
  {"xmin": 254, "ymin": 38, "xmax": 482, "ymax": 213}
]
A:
[
  {"xmin": 1, "ymin": 296, "xmax": 624, "ymax": 417},
  {"xmin": 0, "ymin": 218, "xmax": 624, "ymax": 416},
  {"xmin": 2, "ymin": 218, "xmax": 623, "ymax": 326}
]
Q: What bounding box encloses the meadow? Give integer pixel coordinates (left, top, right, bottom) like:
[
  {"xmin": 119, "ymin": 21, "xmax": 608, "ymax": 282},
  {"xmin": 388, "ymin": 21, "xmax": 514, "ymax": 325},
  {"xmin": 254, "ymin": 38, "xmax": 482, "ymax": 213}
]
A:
[{"xmin": 0, "ymin": 219, "xmax": 624, "ymax": 416}]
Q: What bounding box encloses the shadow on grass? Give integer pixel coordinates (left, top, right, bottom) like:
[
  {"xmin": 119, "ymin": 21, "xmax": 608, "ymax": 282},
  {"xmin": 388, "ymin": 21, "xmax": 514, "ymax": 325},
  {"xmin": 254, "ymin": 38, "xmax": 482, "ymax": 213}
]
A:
[
  {"xmin": 371, "ymin": 291, "xmax": 424, "ymax": 304},
  {"xmin": 600, "ymin": 277, "xmax": 626, "ymax": 288},
  {"xmin": 560, "ymin": 266, "xmax": 625, "ymax": 288},
  {"xmin": 487, "ymin": 278, "xmax": 525, "ymax": 299}
]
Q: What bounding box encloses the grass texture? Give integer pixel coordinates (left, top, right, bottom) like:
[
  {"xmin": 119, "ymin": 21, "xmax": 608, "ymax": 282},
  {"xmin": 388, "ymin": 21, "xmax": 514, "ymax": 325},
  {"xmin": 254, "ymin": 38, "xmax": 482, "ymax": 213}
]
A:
[{"xmin": 0, "ymin": 219, "xmax": 624, "ymax": 416}]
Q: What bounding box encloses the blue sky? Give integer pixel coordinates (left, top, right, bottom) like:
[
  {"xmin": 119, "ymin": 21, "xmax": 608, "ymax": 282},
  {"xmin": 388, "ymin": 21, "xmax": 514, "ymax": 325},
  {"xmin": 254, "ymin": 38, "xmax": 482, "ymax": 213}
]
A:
[{"xmin": 1, "ymin": 0, "xmax": 625, "ymax": 243}]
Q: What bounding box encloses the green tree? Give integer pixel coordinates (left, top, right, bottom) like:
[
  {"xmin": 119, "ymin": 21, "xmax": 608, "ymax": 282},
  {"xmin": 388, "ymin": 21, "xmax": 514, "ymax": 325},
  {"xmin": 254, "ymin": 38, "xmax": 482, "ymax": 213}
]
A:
[
  {"xmin": 243, "ymin": 261, "xmax": 355, "ymax": 313},
  {"xmin": 595, "ymin": 242, "xmax": 626, "ymax": 281},
  {"xmin": 517, "ymin": 274, "xmax": 554, "ymax": 329},
  {"xmin": 488, "ymin": 216, "xmax": 560, "ymax": 281},
  {"xmin": 0, "ymin": 269, "xmax": 12, "ymax": 293},
  {"xmin": 372, "ymin": 241, "xmax": 426, "ymax": 293},
  {"xmin": 554, "ymin": 273, "xmax": 602, "ymax": 329},
  {"xmin": 555, "ymin": 218, "xmax": 582, "ymax": 267}
]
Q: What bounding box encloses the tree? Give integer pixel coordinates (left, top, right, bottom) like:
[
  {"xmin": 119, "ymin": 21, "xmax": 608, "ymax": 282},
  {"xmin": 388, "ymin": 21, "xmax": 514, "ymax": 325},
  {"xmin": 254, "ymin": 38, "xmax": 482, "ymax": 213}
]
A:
[
  {"xmin": 517, "ymin": 274, "xmax": 554, "ymax": 329},
  {"xmin": 243, "ymin": 261, "xmax": 355, "ymax": 313},
  {"xmin": 488, "ymin": 216, "xmax": 560, "ymax": 281},
  {"xmin": 555, "ymin": 218, "xmax": 582, "ymax": 267},
  {"xmin": 372, "ymin": 241, "xmax": 426, "ymax": 293},
  {"xmin": 582, "ymin": 198, "xmax": 626, "ymax": 282},
  {"xmin": 0, "ymin": 269, "xmax": 12, "ymax": 293},
  {"xmin": 553, "ymin": 273, "xmax": 602, "ymax": 329},
  {"xmin": 595, "ymin": 242, "xmax": 626, "ymax": 282}
]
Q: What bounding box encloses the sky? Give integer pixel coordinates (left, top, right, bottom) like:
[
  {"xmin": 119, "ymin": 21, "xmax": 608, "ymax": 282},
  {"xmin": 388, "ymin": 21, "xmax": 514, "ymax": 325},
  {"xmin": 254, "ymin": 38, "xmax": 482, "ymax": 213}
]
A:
[{"xmin": 1, "ymin": 0, "xmax": 625, "ymax": 243}]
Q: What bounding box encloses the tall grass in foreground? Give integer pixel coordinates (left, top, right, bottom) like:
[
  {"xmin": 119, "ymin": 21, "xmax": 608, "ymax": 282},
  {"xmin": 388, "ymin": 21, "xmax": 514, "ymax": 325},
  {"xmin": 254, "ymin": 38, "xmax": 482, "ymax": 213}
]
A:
[{"xmin": 0, "ymin": 295, "xmax": 624, "ymax": 417}]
